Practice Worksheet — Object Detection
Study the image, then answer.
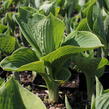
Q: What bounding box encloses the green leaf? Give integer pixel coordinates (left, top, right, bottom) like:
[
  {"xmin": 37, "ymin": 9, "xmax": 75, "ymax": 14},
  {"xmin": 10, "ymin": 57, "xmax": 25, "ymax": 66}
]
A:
[
  {"xmin": 16, "ymin": 61, "xmax": 45, "ymax": 73},
  {"xmin": 0, "ymin": 78, "xmax": 4, "ymax": 86},
  {"xmin": 97, "ymin": 58, "xmax": 108, "ymax": 69},
  {"xmin": 41, "ymin": 31, "xmax": 103, "ymax": 63},
  {"xmin": 19, "ymin": 6, "xmax": 38, "ymax": 14},
  {"xmin": 96, "ymin": 77, "xmax": 103, "ymax": 97},
  {"xmin": 93, "ymin": 14, "xmax": 106, "ymax": 42},
  {"xmin": 63, "ymin": 31, "xmax": 103, "ymax": 48},
  {"xmin": 0, "ymin": 47, "xmax": 45, "ymax": 73},
  {"xmin": 82, "ymin": 0, "xmax": 96, "ymax": 16},
  {"xmin": 15, "ymin": 7, "xmax": 65, "ymax": 56},
  {"xmin": 39, "ymin": 1, "xmax": 56, "ymax": 15},
  {"xmin": 0, "ymin": 24, "xmax": 7, "ymax": 33},
  {"xmin": 104, "ymin": 15, "xmax": 109, "ymax": 43},
  {"xmin": 103, "ymin": 0, "xmax": 109, "ymax": 13},
  {"xmin": 65, "ymin": 95, "xmax": 72, "ymax": 109},
  {"xmin": 54, "ymin": 68, "xmax": 71, "ymax": 81},
  {"xmin": 0, "ymin": 35, "xmax": 15, "ymax": 53},
  {"xmin": 92, "ymin": 78, "xmax": 109, "ymax": 109},
  {"xmin": 76, "ymin": 18, "xmax": 90, "ymax": 31},
  {"xmin": 15, "ymin": 7, "xmax": 43, "ymax": 57},
  {"xmin": 0, "ymin": 47, "xmax": 43, "ymax": 71},
  {"xmin": 2, "ymin": 0, "xmax": 13, "ymax": 10},
  {"xmin": 71, "ymin": 55, "xmax": 107, "ymax": 77},
  {"xmin": 51, "ymin": 55, "xmax": 71, "ymax": 74},
  {"xmin": 91, "ymin": 94, "xmax": 95, "ymax": 109},
  {"xmin": 70, "ymin": 55, "xmax": 107, "ymax": 100},
  {"xmin": 34, "ymin": 0, "xmax": 41, "ymax": 8},
  {"xmin": 0, "ymin": 77, "xmax": 46, "ymax": 109},
  {"xmin": 95, "ymin": 77, "xmax": 109, "ymax": 109},
  {"xmin": 86, "ymin": 3, "xmax": 107, "ymax": 45},
  {"xmin": 87, "ymin": 2, "xmax": 95, "ymax": 30},
  {"xmin": 4, "ymin": 12, "xmax": 16, "ymax": 32},
  {"xmin": 96, "ymin": 93, "xmax": 109, "ymax": 109}
]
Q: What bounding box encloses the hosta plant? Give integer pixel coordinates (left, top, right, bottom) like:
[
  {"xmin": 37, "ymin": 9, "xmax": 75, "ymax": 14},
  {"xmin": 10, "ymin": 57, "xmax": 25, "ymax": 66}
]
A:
[{"xmin": 0, "ymin": 7, "xmax": 103, "ymax": 102}]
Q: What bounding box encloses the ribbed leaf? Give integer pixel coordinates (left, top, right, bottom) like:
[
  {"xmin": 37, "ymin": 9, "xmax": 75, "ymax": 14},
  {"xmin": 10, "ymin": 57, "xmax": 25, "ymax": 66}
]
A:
[
  {"xmin": 96, "ymin": 93, "xmax": 109, "ymax": 109},
  {"xmin": 63, "ymin": 31, "xmax": 103, "ymax": 48},
  {"xmin": 95, "ymin": 77, "xmax": 109, "ymax": 109},
  {"xmin": 0, "ymin": 35, "xmax": 15, "ymax": 53},
  {"xmin": 42, "ymin": 31, "xmax": 103, "ymax": 63},
  {"xmin": 0, "ymin": 47, "xmax": 45, "ymax": 72},
  {"xmin": 0, "ymin": 77, "xmax": 46, "ymax": 109},
  {"xmin": 17, "ymin": 61, "xmax": 45, "ymax": 72},
  {"xmin": 15, "ymin": 7, "xmax": 65, "ymax": 56},
  {"xmin": 76, "ymin": 18, "xmax": 90, "ymax": 31},
  {"xmin": 15, "ymin": 7, "xmax": 43, "ymax": 57}
]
